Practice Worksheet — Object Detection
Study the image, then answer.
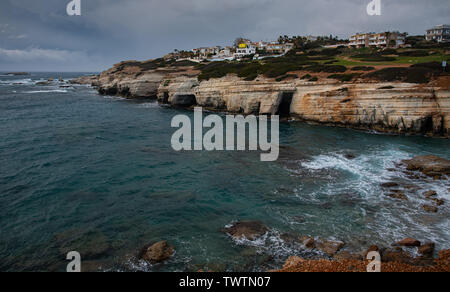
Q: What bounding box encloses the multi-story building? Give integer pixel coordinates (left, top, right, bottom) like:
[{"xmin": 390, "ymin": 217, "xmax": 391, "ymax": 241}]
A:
[
  {"xmin": 426, "ymin": 25, "xmax": 450, "ymax": 43},
  {"xmin": 234, "ymin": 43, "xmax": 256, "ymax": 59},
  {"xmin": 349, "ymin": 32, "xmax": 407, "ymax": 48}
]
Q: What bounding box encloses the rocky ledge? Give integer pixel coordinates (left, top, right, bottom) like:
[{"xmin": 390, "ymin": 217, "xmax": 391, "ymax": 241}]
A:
[{"xmin": 274, "ymin": 249, "xmax": 450, "ymax": 272}]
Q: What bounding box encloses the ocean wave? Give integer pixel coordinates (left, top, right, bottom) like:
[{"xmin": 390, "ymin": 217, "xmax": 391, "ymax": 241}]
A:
[
  {"xmin": 24, "ymin": 89, "xmax": 69, "ymax": 94},
  {"xmin": 138, "ymin": 102, "xmax": 160, "ymax": 108},
  {"xmin": 0, "ymin": 79, "xmax": 33, "ymax": 85}
]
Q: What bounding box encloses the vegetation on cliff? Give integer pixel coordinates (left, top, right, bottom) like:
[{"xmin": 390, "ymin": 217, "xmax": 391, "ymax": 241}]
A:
[{"xmin": 194, "ymin": 39, "xmax": 449, "ymax": 83}]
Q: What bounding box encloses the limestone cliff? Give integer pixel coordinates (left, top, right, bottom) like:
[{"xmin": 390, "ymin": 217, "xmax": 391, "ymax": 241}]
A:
[{"xmin": 81, "ymin": 63, "xmax": 450, "ymax": 137}]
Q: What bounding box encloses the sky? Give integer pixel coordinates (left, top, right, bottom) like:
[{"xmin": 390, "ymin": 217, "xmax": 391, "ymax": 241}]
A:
[{"xmin": 0, "ymin": 0, "xmax": 449, "ymax": 72}]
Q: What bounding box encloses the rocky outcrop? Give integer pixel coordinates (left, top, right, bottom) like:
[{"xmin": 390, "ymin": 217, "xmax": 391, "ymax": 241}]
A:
[
  {"xmin": 157, "ymin": 74, "xmax": 450, "ymax": 137},
  {"xmin": 70, "ymin": 75, "xmax": 99, "ymax": 86},
  {"xmin": 140, "ymin": 241, "xmax": 174, "ymax": 263},
  {"xmin": 402, "ymin": 155, "xmax": 450, "ymax": 178},
  {"xmin": 223, "ymin": 221, "xmax": 269, "ymax": 241},
  {"xmin": 394, "ymin": 238, "xmax": 421, "ymax": 247},
  {"xmin": 317, "ymin": 240, "xmax": 345, "ymax": 257},
  {"xmin": 95, "ymin": 62, "xmax": 450, "ymax": 137}
]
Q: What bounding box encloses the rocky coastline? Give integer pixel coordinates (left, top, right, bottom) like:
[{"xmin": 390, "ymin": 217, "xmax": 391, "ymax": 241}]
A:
[
  {"xmin": 92, "ymin": 155, "xmax": 447, "ymax": 272},
  {"xmin": 69, "ymin": 61, "xmax": 450, "ymax": 272},
  {"xmin": 71, "ymin": 60, "xmax": 450, "ymax": 138}
]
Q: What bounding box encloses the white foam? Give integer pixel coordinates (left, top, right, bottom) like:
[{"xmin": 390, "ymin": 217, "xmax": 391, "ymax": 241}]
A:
[
  {"xmin": 139, "ymin": 102, "xmax": 160, "ymax": 108},
  {"xmin": 24, "ymin": 89, "xmax": 68, "ymax": 94},
  {"xmin": 0, "ymin": 78, "xmax": 33, "ymax": 85}
]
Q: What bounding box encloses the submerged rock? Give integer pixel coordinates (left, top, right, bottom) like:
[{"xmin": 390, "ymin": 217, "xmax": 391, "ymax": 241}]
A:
[
  {"xmin": 387, "ymin": 192, "xmax": 408, "ymax": 201},
  {"xmin": 380, "ymin": 182, "xmax": 399, "ymax": 188},
  {"xmin": 402, "ymin": 155, "xmax": 450, "ymax": 179},
  {"xmin": 140, "ymin": 241, "xmax": 174, "ymax": 263},
  {"xmin": 422, "ymin": 205, "xmax": 438, "ymax": 213},
  {"xmin": 423, "ymin": 190, "xmax": 437, "ymax": 198},
  {"xmin": 55, "ymin": 230, "xmax": 111, "ymax": 260},
  {"xmin": 223, "ymin": 221, "xmax": 269, "ymax": 241},
  {"xmin": 319, "ymin": 202, "xmax": 333, "ymax": 210}
]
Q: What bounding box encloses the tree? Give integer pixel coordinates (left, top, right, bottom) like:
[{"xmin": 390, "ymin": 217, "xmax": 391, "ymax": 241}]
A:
[{"xmin": 234, "ymin": 37, "xmax": 246, "ymax": 47}]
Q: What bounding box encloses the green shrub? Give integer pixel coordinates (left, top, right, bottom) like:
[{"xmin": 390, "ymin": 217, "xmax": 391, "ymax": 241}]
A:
[
  {"xmin": 275, "ymin": 74, "xmax": 298, "ymax": 82},
  {"xmin": 381, "ymin": 48, "xmax": 398, "ymax": 55},
  {"xmin": 398, "ymin": 50, "xmax": 430, "ymax": 57},
  {"xmin": 411, "ymin": 62, "xmax": 442, "ymax": 71},
  {"xmin": 365, "ymin": 68, "xmax": 409, "ymax": 82},
  {"xmin": 351, "ymin": 66, "xmax": 375, "ymax": 71},
  {"xmin": 304, "ymin": 65, "xmax": 347, "ymax": 73},
  {"xmin": 301, "ymin": 74, "xmax": 312, "ymax": 79},
  {"xmin": 365, "ymin": 63, "xmax": 442, "ymax": 83},
  {"xmin": 309, "ymin": 76, "xmax": 318, "ymax": 82},
  {"xmin": 328, "ymin": 73, "xmax": 361, "ymax": 82},
  {"xmin": 306, "ymin": 48, "xmax": 342, "ymax": 56},
  {"xmin": 351, "ymin": 52, "xmax": 396, "ymax": 62}
]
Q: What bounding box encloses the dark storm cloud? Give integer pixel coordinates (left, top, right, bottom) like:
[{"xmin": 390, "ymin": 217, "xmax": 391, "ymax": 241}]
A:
[{"xmin": 0, "ymin": 0, "xmax": 449, "ymax": 71}]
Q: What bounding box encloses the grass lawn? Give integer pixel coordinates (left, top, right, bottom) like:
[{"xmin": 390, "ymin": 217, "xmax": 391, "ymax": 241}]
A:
[{"xmin": 333, "ymin": 52, "xmax": 449, "ymax": 67}]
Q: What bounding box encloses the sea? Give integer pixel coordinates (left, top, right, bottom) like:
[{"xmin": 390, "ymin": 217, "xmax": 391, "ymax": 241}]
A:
[{"xmin": 0, "ymin": 72, "xmax": 449, "ymax": 271}]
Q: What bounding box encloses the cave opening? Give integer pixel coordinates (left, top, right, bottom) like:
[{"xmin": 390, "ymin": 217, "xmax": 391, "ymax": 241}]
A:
[
  {"xmin": 172, "ymin": 94, "xmax": 197, "ymax": 107},
  {"xmin": 276, "ymin": 92, "xmax": 294, "ymax": 117},
  {"xmin": 162, "ymin": 92, "xmax": 169, "ymax": 104}
]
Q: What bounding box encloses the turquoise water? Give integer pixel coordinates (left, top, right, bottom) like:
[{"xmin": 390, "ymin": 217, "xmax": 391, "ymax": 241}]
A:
[{"xmin": 0, "ymin": 73, "xmax": 449, "ymax": 272}]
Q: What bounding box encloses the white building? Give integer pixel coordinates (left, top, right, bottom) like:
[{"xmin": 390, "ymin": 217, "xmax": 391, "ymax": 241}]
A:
[
  {"xmin": 426, "ymin": 25, "xmax": 450, "ymax": 43},
  {"xmin": 234, "ymin": 44, "xmax": 256, "ymax": 59}
]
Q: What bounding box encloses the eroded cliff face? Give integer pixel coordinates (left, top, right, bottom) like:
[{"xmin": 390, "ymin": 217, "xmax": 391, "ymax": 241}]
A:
[
  {"xmin": 90, "ymin": 64, "xmax": 450, "ymax": 137},
  {"xmin": 158, "ymin": 75, "xmax": 449, "ymax": 137}
]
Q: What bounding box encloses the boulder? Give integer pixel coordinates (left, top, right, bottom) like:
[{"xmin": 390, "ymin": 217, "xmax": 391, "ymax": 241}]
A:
[
  {"xmin": 381, "ymin": 248, "xmax": 414, "ymax": 264},
  {"xmin": 317, "ymin": 240, "xmax": 345, "ymax": 256},
  {"xmin": 299, "ymin": 236, "xmax": 315, "ymax": 249},
  {"xmin": 344, "ymin": 153, "xmax": 356, "ymax": 160},
  {"xmin": 418, "ymin": 242, "xmax": 435, "ymax": 257},
  {"xmin": 402, "ymin": 156, "xmax": 450, "ymax": 179},
  {"xmin": 223, "ymin": 221, "xmax": 269, "ymax": 240},
  {"xmin": 140, "ymin": 241, "xmax": 174, "ymax": 263},
  {"xmin": 364, "ymin": 245, "xmax": 381, "ymax": 258},
  {"xmin": 394, "ymin": 238, "xmax": 421, "ymax": 247}
]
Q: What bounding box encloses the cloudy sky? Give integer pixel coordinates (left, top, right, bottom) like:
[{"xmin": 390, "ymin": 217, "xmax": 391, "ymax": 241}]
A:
[{"xmin": 0, "ymin": 0, "xmax": 448, "ymax": 72}]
